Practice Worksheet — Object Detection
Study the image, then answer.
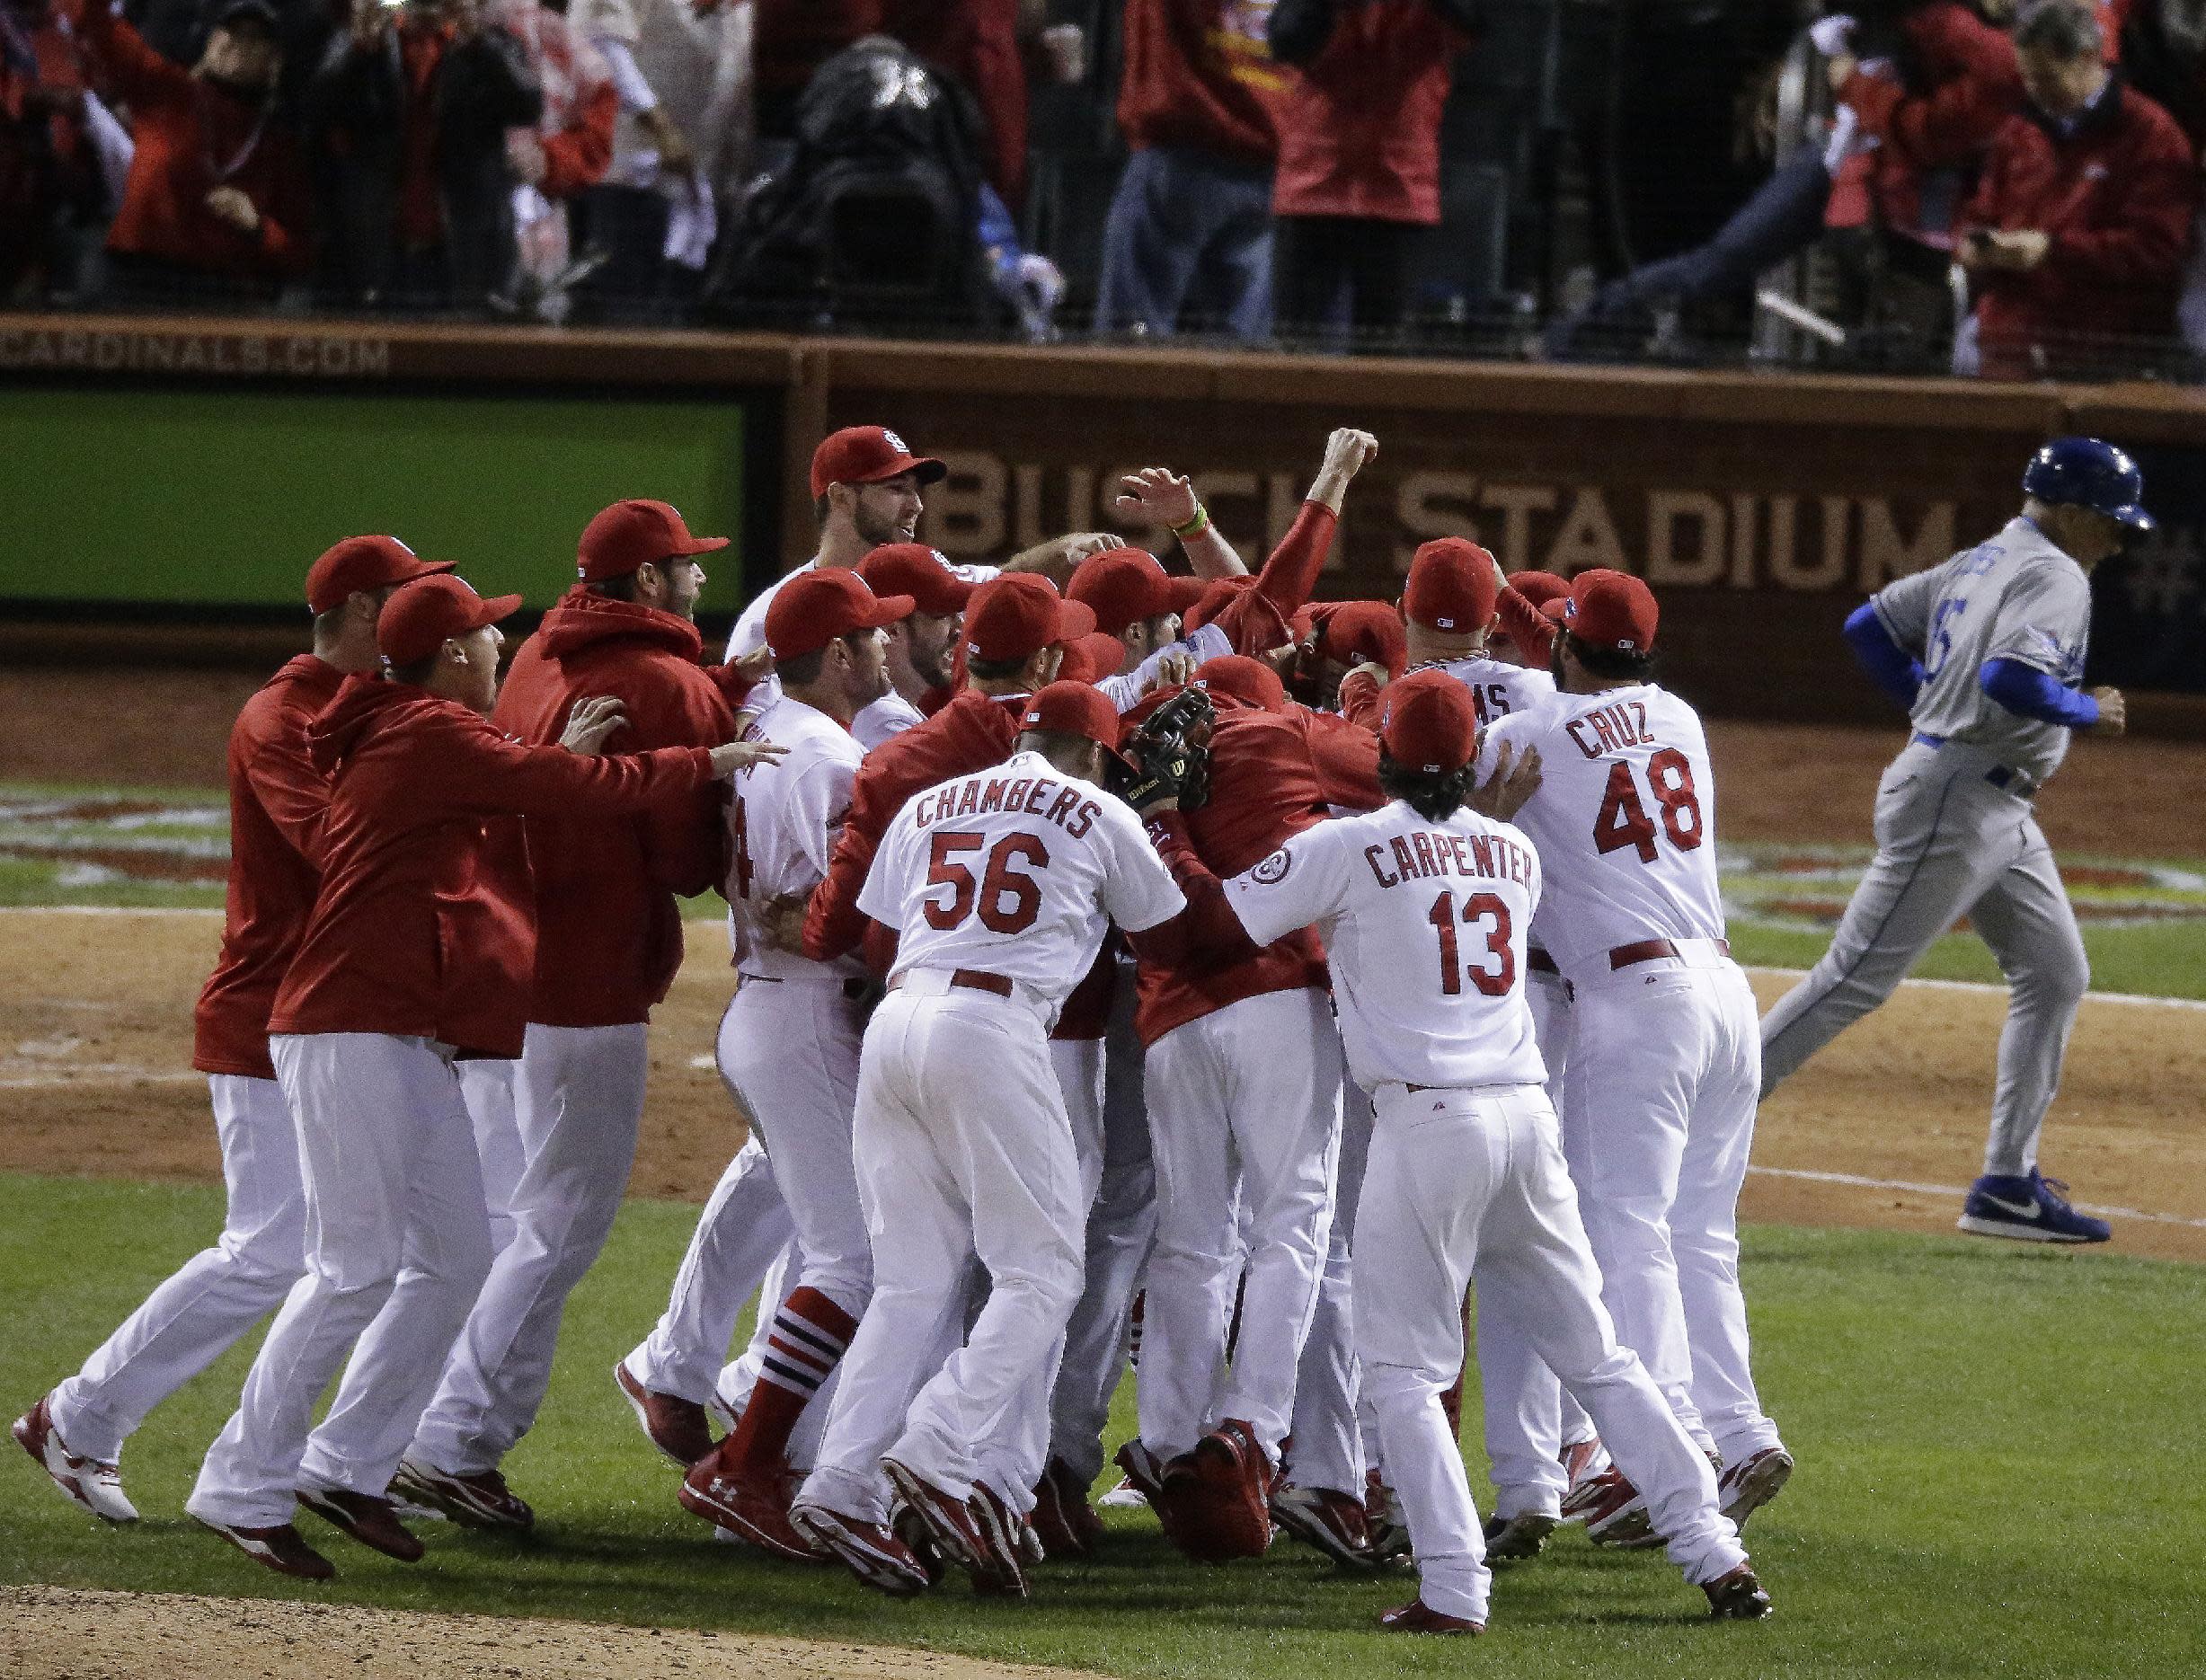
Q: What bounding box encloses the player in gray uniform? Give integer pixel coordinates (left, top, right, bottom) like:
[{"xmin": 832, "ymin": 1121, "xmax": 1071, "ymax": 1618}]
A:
[{"xmin": 1758, "ymin": 438, "xmax": 2144, "ymax": 1244}]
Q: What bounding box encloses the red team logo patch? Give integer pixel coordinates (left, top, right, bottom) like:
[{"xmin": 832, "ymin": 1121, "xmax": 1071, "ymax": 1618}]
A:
[{"xmin": 1252, "ymin": 849, "xmax": 1292, "ymax": 885}]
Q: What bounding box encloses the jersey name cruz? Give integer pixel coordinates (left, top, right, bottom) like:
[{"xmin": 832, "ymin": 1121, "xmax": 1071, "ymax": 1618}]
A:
[
  {"xmin": 1564, "ymin": 699, "xmax": 1660, "ymax": 758},
  {"xmin": 905, "ymin": 773, "xmax": 1103, "ymax": 839},
  {"xmin": 1362, "ymin": 827, "xmax": 1537, "ymax": 890}
]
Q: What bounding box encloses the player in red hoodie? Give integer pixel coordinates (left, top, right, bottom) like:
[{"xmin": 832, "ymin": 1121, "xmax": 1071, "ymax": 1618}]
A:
[
  {"xmin": 403, "ymin": 501, "xmax": 739, "ymax": 1525},
  {"xmin": 185, "ymin": 574, "xmax": 776, "ymax": 1581}
]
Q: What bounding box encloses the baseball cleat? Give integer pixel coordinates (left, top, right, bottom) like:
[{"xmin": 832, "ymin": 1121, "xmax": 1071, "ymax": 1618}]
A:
[
  {"xmin": 1575, "ymin": 1468, "xmax": 1657, "ymax": 1548},
  {"xmin": 296, "ymin": 1486, "xmax": 425, "ymax": 1562},
  {"xmin": 193, "ymin": 1515, "xmax": 336, "ymax": 1580},
  {"xmin": 965, "ymin": 1481, "xmax": 1032, "ymax": 1598},
  {"xmin": 881, "ymin": 1458, "xmax": 987, "ymax": 1569},
  {"xmin": 1558, "ymin": 1435, "xmax": 1609, "ymax": 1515},
  {"xmin": 1704, "ymin": 1561, "xmax": 1775, "ymax": 1620},
  {"xmin": 890, "ymin": 1502, "xmax": 952, "ymax": 1587},
  {"xmin": 1162, "ymin": 1419, "xmax": 1274, "ymax": 1562},
  {"xmin": 13, "ymin": 1396, "xmax": 137, "ymax": 1524},
  {"xmin": 1482, "ymin": 1509, "xmax": 1558, "ymax": 1561},
  {"xmin": 1096, "ymin": 1474, "xmax": 1147, "ymax": 1510},
  {"xmin": 1378, "ymin": 1597, "xmax": 1484, "ymax": 1635},
  {"xmin": 614, "ymin": 1360, "xmax": 716, "ymax": 1466},
  {"xmin": 792, "ymin": 1501, "xmax": 933, "ymax": 1598},
  {"xmin": 1717, "ymin": 1446, "xmax": 1794, "ymax": 1529},
  {"xmin": 1271, "ymin": 1483, "xmax": 1377, "ymax": 1569},
  {"xmin": 1031, "ymin": 1456, "xmax": 1104, "ymax": 1558},
  {"xmin": 1958, "ymin": 1171, "xmax": 2111, "ymax": 1243},
  {"xmin": 389, "ymin": 1457, "xmax": 535, "ymax": 1532},
  {"xmin": 678, "ymin": 1462, "xmax": 817, "ymax": 1561},
  {"xmin": 1364, "ymin": 1470, "xmax": 1412, "ymax": 1563},
  {"xmin": 1111, "ymin": 1438, "xmax": 1168, "ymax": 1504}
]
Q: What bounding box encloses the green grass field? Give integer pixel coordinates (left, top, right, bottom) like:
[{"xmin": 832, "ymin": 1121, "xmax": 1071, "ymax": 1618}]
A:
[{"xmin": 5, "ymin": 1174, "xmax": 2202, "ymax": 1679}]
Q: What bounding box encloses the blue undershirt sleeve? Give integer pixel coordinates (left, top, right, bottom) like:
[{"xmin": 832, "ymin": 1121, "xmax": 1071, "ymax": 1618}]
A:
[
  {"xmin": 1979, "ymin": 658, "xmax": 2101, "ymax": 729},
  {"xmin": 1842, "ymin": 603, "xmax": 1924, "ymax": 712}
]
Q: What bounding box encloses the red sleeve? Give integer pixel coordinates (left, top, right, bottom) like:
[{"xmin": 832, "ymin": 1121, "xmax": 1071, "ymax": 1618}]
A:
[
  {"xmin": 862, "ymin": 916, "xmax": 899, "ymax": 979},
  {"xmin": 2042, "ymin": 123, "xmax": 2196, "ymax": 287},
  {"xmin": 1336, "ymin": 669, "xmax": 1382, "ymax": 730},
  {"xmin": 701, "ymin": 663, "xmax": 759, "ymax": 712},
  {"xmin": 537, "ymin": 81, "xmax": 616, "ymax": 197},
  {"xmin": 1495, "ymin": 586, "xmax": 1557, "ymax": 665},
  {"xmin": 802, "ymin": 766, "xmax": 897, "ymax": 960},
  {"xmin": 434, "ymin": 717, "xmax": 715, "ymax": 816},
  {"xmin": 629, "ymin": 676, "xmax": 737, "ymax": 899},
  {"xmin": 1303, "ymin": 710, "xmax": 1384, "ymax": 809},
  {"xmin": 1209, "ymin": 501, "xmax": 1338, "ymax": 658},
  {"xmin": 242, "ymin": 717, "xmax": 331, "ymax": 867},
  {"xmin": 76, "ymin": 1, "xmax": 185, "ymax": 103},
  {"xmin": 1122, "ymin": 813, "xmax": 1260, "ymax": 971},
  {"xmin": 1847, "ymin": 11, "xmax": 2019, "ymax": 167}
]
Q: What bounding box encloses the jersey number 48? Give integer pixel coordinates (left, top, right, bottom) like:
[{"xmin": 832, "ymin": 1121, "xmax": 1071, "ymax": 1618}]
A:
[{"xmin": 1593, "ymin": 749, "xmax": 1704, "ymax": 862}]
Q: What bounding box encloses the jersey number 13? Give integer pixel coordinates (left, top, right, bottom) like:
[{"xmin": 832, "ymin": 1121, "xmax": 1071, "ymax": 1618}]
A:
[{"xmin": 1428, "ymin": 889, "xmax": 1514, "ymax": 997}]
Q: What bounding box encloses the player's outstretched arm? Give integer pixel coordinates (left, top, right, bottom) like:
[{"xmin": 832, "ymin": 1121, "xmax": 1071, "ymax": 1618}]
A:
[
  {"xmin": 1976, "ymin": 659, "xmax": 2116, "ymax": 732},
  {"xmin": 1114, "ymin": 468, "xmax": 1248, "ymax": 579}
]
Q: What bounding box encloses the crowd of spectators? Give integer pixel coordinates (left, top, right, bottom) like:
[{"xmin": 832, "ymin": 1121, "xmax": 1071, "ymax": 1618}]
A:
[{"xmin": 3, "ymin": 0, "xmax": 2204, "ymax": 376}]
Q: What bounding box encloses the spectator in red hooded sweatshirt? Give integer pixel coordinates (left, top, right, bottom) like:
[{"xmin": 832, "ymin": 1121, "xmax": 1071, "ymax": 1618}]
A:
[
  {"xmin": 1957, "ymin": 0, "xmax": 2196, "ymax": 376},
  {"xmin": 76, "ymin": 0, "xmax": 310, "ymax": 300},
  {"xmin": 1267, "ymin": 0, "xmax": 1477, "ymax": 345}
]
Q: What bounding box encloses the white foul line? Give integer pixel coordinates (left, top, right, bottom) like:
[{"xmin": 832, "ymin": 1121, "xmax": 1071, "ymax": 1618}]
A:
[
  {"xmin": 1748, "ymin": 1164, "xmax": 2206, "ymax": 1230},
  {"xmin": 1744, "ymin": 965, "xmax": 2206, "ymax": 1012}
]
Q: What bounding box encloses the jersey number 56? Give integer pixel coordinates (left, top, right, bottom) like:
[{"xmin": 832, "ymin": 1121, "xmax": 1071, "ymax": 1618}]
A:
[{"xmin": 924, "ymin": 830, "xmax": 1049, "ymax": 935}]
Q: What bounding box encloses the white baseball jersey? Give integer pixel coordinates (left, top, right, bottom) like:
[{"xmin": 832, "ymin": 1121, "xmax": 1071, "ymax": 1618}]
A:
[
  {"xmin": 725, "ymin": 555, "xmax": 1001, "ymax": 662},
  {"xmin": 1479, "ymin": 684, "xmax": 1726, "ymax": 985},
  {"xmin": 727, "ymin": 693, "xmax": 864, "ymax": 981},
  {"xmin": 1869, "ymin": 515, "xmax": 2092, "ymax": 783},
  {"xmin": 1423, "ymin": 652, "xmax": 1557, "ymax": 729},
  {"xmin": 1096, "ymin": 621, "xmax": 1233, "ymax": 713},
  {"xmin": 859, "ymin": 749, "xmax": 1185, "ymax": 1012},
  {"xmin": 854, "ymin": 690, "xmax": 926, "ymax": 752},
  {"xmin": 1224, "ymin": 800, "xmax": 1546, "ymax": 1092}
]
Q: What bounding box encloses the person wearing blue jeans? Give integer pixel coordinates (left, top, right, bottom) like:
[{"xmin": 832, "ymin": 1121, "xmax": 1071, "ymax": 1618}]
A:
[{"xmin": 1096, "ymin": 145, "xmax": 1275, "ymax": 339}]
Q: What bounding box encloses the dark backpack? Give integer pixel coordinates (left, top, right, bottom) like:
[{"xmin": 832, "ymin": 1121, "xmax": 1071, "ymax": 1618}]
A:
[{"xmin": 705, "ymin": 36, "xmax": 990, "ymax": 329}]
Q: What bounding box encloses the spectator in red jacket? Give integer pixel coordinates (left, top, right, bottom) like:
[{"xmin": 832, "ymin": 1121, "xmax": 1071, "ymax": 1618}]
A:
[
  {"xmin": 1095, "ymin": 0, "xmax": 1294, "ymax": 340},
  {"xmin": 77, "ymin": 0, "xmax": 310, "ymax": 299},
  {"xmin": 1957, "ymin": 0, "xmax": 2197, "ymax": 376},
  {"xmin": 1267, "ymin": 0, "xmax": 1476, "ymax": 346}
]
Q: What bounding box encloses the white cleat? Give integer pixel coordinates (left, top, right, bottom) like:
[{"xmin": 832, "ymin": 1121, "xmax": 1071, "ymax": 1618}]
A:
[{"xmin": 13, "ymin": 1395, "xmax": 138, "ymax": 1524}]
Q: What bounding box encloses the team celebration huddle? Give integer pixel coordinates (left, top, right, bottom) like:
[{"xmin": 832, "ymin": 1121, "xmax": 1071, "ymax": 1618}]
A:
[{"xmin": 12, "ymin": 419, "xmax": 2144, "ymax": 1638}]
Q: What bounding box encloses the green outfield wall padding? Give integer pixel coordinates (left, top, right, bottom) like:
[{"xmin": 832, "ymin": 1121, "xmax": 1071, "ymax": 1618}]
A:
[{"xmin": 0, "ymin": 388, "xmax": 746, "ymax": 611}]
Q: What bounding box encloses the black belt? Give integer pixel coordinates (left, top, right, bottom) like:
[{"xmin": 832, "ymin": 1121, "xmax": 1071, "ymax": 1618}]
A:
[
  {"xmin": 1911, "ymin": 733, "xmax": 2042, "ymax": 800},
  {"xmin": 740, "ymin": 973, "xmax": 873, "ymax": 1003}
]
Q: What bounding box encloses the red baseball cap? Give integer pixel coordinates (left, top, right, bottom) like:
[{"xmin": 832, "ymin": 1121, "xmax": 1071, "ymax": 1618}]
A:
[
  {"xmin": 962, "ymin": 574, "xmax": 1097, "ymax": 665},
  {"xmin": 765, "ymin": 569, "xmax": 915, "ymax": 660},
  {"xmin": 378, "ymin": 574, "xmax": 523, "ymax": 666},
  {"xmin": 1509, "ymin": 570, "xmax": 1571, "ymax": 610},
  {"xmin": 305, "ymin": 535, "xmax": 453, "ymax": 615},
  {"xmin": 857, "ymin": 544, "xmax": 974, "ymax": 616},
  {"xmin": 810, "ymin": 426, "xmax": 947, "ymax": 500},
  {"xmin": 1564, "ymin": 568, "xmax": 1659, "ymax": 654},
  {"xmin": 1018, "ymin": 680, "xmax": 1122, "ymax": 751},
  {"xmin": 1166, "ymin": 574, "xmax": 1210, "ymax": 615},
  {"xmin": 1403, "ymin": 538, "xmax": 1500, "ymax": 633},
  {"xmin": 1196, "ymin": 653, "xmax": 1287, "ymax": 714},
  {"xmin": 1316, "ymin": 600, "xmax": 1408, "ymax": 678},
  {"xmin": 1380, "ymin": 668, "xmax": 1480, "ymax": 775},
  {"xmin": 577, "ymin": 500, "xmax": 728, "ymax": 583},
  {"xmin": 1069, "ymin": 547, "xmax": 1178, "ymax": 638},
  {"xmin": 1059, "ymin": 631, "xmax": 1133, "ymax": 685}
]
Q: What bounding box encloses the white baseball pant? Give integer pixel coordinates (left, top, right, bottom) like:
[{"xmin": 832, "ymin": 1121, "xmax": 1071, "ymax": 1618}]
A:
[
  {"xmin": 1358, "ymin": 1081, "xmax": 1747, "ymax": 1625},
  {"xmin": 1283, "ymin": 1080, "xmax": 1373, "ymax": 1498},
  {"xmin": 457, "ymin": 1057, "xmax": 527, "ymax": 1260},
  {"xmin": 411, "ymin": 1021, "xmax": 649, "ymax": 1475},
  {"xmin": 50, "ymin": 1074, "xmax": 306, "ymax": 1463},
  {"xmin": 1475, "ymin": 967, "xmax": 1595, "ymax": 1518},
  {"xmin": 1049, "ymin": 981, "xmax": 1157, "ymax": 1485},
  {"xmin": 1138, "ymin": 987, "xmax": 1342, "ymax": 1463},
  {"xmin": 189, "ymin": 1034, "xmax": 492, "ymax": 1526},
  {"xmin": 800, "ymin": 977, "xmax": 1085, "ymax": 1520},
  {"xmin": 627, "ymin": 1136, "xmax": 795, "ymax": 1410},
  {"xmin": 1570, "ymin": 955, "xmax": 1783, "ymax": 1465}
]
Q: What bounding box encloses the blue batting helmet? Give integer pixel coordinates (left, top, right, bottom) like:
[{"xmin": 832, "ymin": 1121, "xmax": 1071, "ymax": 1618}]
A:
[{"xmin": 2021, "ymin": 437, "xmax": 2154, "ymax": 532}]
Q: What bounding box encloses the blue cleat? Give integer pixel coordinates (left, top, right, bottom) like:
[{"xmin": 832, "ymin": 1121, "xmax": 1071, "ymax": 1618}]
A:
[{"xmin": 1957, "ymin": 1171, "xmax": 2111, "ymax": 1244}]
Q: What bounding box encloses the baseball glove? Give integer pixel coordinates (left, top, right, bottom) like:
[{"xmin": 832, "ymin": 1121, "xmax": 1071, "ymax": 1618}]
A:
[{"xmin": 1115, "ymin": 686, "xmax": 1215, "ymax": 812}]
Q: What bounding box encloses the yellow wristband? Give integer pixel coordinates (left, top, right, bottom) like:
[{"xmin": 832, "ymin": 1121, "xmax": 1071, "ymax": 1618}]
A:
[{"xmin": 1171, "ymin": 505, "xmax": 1210, "ymax": 539}]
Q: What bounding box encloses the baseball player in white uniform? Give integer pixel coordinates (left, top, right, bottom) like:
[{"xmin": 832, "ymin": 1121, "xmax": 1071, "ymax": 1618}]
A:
[
  {"xmin": 1480, "ymin": 570, "xmax": 1792, "ymax": 1547},
  {"xmin": 1157, "ymin": 669, "xmax": 1771, "ymax": 1631},
  {"xmin": 1759, "ymin": 438, "xmax": 2140, "ymax": 1243},
  {"xmin": 789, "ymin": 683, "xmax": 1192, "ymax": 1599},
  {"xmin": 678, "ymin": 568, "xmax": 917, "ymax": 1555}
]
